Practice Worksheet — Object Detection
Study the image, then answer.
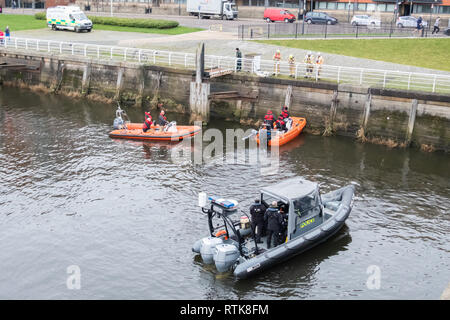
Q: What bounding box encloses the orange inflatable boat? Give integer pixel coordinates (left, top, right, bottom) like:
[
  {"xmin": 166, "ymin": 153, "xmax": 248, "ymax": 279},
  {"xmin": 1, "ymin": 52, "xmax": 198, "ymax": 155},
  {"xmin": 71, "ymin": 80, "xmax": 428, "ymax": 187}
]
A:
[
  {"xmin": 109, "ymin": 122, "xmax": 201, "ymax": 141},
  {"xmin": 256, "ymin": 116, "xmax": 306, "ymax": 147}
]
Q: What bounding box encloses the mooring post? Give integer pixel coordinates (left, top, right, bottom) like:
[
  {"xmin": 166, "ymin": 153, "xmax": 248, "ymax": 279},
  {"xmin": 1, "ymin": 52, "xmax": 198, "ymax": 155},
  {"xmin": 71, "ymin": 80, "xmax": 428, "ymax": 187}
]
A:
[
  {"xmin": 81, "ymin": 63, "xmax": 91, "ymax": 96},
  {"xmin": 189, "ymin": 43, "xmax": 210, "ymax": 122},
  {"xmin": 406, "ymin": 99, "xmax": 418, "ymax": 146},
  {"xmin": 284, "ymin": 85, "xmax": 293, "ymax": 109},
  {"xmin": 325, "ymin": 90, "xmax": 339, "ymax": 135},
  {"xmin": 114, "ymin": 67, "xmax": 125, "ymax": 101},
  {"xmin": 362, "ymin": 91, "xmax": 372, "ymax": 131}
]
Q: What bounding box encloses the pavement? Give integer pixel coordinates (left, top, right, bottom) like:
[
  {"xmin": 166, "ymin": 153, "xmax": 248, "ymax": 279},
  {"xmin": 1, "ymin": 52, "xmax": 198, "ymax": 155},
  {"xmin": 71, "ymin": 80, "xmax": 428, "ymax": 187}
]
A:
[{"xmin": 4, "ymin": 9, "xmax": 450, "ymax": 76}]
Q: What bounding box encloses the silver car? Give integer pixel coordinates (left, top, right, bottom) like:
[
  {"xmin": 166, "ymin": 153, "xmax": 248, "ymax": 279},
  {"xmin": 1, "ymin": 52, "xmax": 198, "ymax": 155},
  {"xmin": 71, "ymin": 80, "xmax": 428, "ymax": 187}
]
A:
[
  {"xmin": 396, "ymin": 16, "xmax": 428, "ymax": 28},
  {"xmin": 351, "ymin": 15, "xmax": 381, "ymax": 27}
]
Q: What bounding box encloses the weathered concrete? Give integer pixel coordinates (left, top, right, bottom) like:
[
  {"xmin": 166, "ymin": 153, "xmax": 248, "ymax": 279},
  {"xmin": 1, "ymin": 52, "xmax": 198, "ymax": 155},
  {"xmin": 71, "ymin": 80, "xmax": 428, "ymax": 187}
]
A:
[
  {"xmin": 1, "ymin": 48, "xmax": 449, "ymax": 152},
  {"xmin": 441, "ymin": 282, "xmax": 450, "ymax": 300}
]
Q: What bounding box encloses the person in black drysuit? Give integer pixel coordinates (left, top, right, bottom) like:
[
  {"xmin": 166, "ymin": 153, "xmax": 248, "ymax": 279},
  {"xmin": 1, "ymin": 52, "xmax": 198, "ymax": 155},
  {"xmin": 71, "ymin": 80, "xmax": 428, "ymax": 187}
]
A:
[
  {"xmin": 249, "ymin": 198, "xmax": 266, "ymax": 244},
  {"xmin": 264, "ymin": 201, "xmax": 284, "ymax": 249},
  {"xmin": 279, "ymin": 205, "xmax": 289, "ymax": 244}
]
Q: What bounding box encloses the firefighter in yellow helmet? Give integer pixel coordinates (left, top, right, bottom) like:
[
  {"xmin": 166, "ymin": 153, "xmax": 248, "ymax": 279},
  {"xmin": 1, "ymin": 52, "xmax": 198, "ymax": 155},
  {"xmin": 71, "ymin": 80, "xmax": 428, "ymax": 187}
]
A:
[
  {"xmin": 303, "ymin": 52, "xmax": 315, "ymax": 78},
  {"xmin": 273, "ymin": 49, "xmax": 281, "ymax": 75},
  {"xmin": 288, "ymin": 54, "xmax": 295, "ymax": 78},
  {"xmin": 315, "ymin": 52, "xmax": 324, "ymax": 80}
]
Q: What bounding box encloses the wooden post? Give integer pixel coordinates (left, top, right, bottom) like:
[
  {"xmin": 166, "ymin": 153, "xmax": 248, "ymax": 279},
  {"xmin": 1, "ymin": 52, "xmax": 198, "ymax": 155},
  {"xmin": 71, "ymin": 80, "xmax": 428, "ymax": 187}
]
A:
[
  {"xmin": 190, "ymin": 43, "xmax": 210, "ymax": 122},
  {"xmin": 406, "ymin": 99, "xmax": 418, "ymax": 146}
]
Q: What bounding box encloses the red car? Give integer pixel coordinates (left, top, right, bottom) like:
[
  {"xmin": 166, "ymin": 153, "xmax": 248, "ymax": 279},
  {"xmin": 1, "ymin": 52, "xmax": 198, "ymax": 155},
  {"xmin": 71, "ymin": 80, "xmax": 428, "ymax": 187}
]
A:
[{"xmin": 263, "ymin": 8, "xmax": 296, "ymax": 23}]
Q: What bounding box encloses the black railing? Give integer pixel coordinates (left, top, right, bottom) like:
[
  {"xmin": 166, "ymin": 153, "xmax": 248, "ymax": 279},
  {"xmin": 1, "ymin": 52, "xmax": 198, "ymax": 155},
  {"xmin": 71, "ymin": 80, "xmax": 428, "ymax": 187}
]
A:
[{"xmin": 239, "ymin": 22, "xmax": 436, "ymax": 40}]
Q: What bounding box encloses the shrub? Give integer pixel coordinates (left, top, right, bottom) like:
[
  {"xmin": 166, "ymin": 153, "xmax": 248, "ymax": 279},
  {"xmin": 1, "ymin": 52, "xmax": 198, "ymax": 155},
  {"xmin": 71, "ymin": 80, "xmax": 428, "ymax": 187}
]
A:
[
  {"xmin": 34, "ymin": 13, "xmax": 179, "ymax": 29},
  {"xmin": 35, "ymin": 12, "xmax": 46, "ymax": 20}
]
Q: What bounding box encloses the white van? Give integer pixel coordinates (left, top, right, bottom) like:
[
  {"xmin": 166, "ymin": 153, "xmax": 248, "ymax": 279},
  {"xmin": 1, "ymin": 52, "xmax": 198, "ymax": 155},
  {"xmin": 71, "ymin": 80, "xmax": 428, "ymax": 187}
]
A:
[{"xmin": 46, "ymin": 6, "xmax": 93, "ymax": 33}]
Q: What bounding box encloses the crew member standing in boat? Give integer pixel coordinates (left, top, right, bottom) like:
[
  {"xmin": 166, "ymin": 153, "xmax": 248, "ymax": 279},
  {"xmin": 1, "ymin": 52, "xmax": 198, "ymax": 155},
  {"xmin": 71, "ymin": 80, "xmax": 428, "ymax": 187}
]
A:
[
  {"xmin": 264, "ymin": 110, "xmax": 275, "ymax": 129},
  {"xmin": 142, "ymin": 111, "xmax": 153, "ymax": 133},
  {"xmin": 279, "ymin": 206, "xmax": 289, "ymax": 244},
  {"xmin": 281, "ymin": 106, "xmax": 289, "ymax": 119},
  {"xmin": 250, "ymin": 198, "xmax": 265, "ymax": 244},
  {"xmin": 264, "ymin": 201, "xmax": 284, "ymax": 249}
]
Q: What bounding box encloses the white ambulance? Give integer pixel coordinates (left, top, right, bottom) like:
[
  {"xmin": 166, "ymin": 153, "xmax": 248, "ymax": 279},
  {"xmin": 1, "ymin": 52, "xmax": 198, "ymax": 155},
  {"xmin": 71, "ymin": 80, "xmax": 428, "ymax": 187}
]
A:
[{"xmin": 46, "ymin": 6, "xmax": 93, "ymax": 33}]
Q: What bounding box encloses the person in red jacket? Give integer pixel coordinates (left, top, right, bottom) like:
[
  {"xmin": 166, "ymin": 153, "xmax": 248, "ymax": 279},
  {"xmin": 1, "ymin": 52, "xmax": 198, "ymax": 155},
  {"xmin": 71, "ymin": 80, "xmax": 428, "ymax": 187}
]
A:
[
  {"xmin": 142, "ymin": 112, "xmax": 153, "ymax": 133},
  {"xmin": 263, "ymin": 110, "xmax": 275, "ymax": 129},
  {"xmin": 275, "ymin": 115, "xmax": 286, "ymax": 132},
  {"xmin": 281, "ymin": 106, "xmax": 289, "ymax": 119}
]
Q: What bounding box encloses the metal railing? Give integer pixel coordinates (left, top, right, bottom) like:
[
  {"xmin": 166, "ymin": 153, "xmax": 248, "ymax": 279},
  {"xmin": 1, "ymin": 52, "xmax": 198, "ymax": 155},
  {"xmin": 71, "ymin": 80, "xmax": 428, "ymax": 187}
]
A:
[
  {"xmin": 1, "ymin": 37, "xmax": 450, "ymax": 94},
  {"xmin": 239, "ymin": 22, "xmax": 440, "ymax": 40}
]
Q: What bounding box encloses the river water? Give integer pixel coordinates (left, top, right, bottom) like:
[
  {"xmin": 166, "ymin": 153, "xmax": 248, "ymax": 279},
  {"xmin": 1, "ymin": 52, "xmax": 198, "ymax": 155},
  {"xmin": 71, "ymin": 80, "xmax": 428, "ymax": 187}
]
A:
[{"xmin": 0, "ymin": 87, "xmax": 449, "ymax": 299}]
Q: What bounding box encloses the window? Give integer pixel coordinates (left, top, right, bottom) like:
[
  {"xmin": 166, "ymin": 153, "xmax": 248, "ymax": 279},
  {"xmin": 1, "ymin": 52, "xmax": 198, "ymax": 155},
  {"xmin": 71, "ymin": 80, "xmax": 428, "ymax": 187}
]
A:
[
  {"xmin": 357, "ymin": 3, "xmax": 367, "ymax": 11},
  {"xmin": 377, "ymin": 4, "xmax": 386, "ymax": 12},
  {"xmin": 319, "ymin": 1, "xmax": 327, "ymax": 9},
  {"xmin": 337, "ymin": 3, "xmax": 346, "ymax": 10},
  {"xmin": 367, "ymin": 4, "xmax": 376, "ymax": 12},
  {"xmin": 293, "ymin": 192, "xmax": 321, "ymax": 218},
  {"xmin": 386, "ymin": 4, "xmax": 395, "ymax": 12},
  {"xmin": 327, "ymin": 2, "xmax": 336, "ymax": 10}
]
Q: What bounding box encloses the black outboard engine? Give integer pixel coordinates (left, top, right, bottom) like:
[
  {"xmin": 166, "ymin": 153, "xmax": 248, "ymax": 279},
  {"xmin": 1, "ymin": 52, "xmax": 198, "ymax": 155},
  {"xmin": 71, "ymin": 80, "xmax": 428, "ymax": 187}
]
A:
[{"xmin": 113, "ymin": 106, "xmax": 128, "ymax": 129}]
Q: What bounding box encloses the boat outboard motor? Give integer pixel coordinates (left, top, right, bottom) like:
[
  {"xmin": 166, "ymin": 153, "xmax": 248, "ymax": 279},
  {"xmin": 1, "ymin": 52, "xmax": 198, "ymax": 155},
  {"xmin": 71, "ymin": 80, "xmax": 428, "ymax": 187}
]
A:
[
  {"xmin": 113, "ymin": 106, "xmax": 127, "ymax": 129},
  {"xmin": 163, "ymin": 121, "xmax": 177, "ymax": 133},
  {"xmin": 200, "ymin": 237, "xmax": 223, "ymax": 264},
  {"xmin": 213, "ymin": 244, "xmax": 240, "ymax": 273}
]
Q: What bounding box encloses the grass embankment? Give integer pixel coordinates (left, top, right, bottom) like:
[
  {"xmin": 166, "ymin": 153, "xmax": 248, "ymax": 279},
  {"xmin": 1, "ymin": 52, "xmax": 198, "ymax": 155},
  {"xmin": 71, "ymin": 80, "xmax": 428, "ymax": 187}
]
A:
[
  {"xmin": 0, "ymin": 14, "xmax": 47, "ymax": 31},
  {"xmin": 0, "ymin": 13, "xmax": 202, "ymax": 35},
  {"xmin": 257, "ymin": 38, "xmax": 450, "ymax": 72}
]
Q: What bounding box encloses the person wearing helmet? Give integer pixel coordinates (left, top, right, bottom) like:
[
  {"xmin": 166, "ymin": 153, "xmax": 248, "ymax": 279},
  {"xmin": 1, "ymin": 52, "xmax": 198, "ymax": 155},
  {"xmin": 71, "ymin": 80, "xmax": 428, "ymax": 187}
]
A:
[
  {"xmin": 264, "ymin": 110, "xmax": 275, "ymax": 129},
  {"xmin": 315, "ymin": 52, "xmax": 324, "ymax": 80},
  {"xmin": 250, "ymin": 198, "xmax": 266, "ymax": 244},
  {"xmin": 273, "ymin": 49, "xmax": 281, "ymax": 75},
  {"xmin": 288, "ymin": 54, "xmax": 295, "ymax": 78},
  {"xmin": 303, "ymin": 51, "xmax": 315, "ymax": 78}
]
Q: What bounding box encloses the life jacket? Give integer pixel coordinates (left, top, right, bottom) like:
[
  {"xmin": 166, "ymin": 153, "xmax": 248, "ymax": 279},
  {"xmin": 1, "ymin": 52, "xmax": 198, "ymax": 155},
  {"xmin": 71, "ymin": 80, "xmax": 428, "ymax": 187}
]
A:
[
  {"xmin": 264, "ymin": 112, "xmax": 274, "ymax": 125},
  {"xmin": 143, "ymin": 114, "xmax": 152, "ymax": 129},
  {"xmin": 276, "ymin": 116, "xmax": 285, "ymax": 129},
  {"xmin": 273, "ymin": 52, "xmax": 281, "ymax": 61},
  {"xmin": 281, "ymin": 107, "xmax": 289, "ymax": 119}
]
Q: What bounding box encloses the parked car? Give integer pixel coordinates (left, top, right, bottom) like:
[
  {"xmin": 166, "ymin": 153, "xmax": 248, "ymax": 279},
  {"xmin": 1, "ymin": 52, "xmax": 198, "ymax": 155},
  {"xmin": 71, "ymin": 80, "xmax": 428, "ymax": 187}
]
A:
[
  {"xmin": 444, "ymin": 28, "xmax": 450, "ymax": 36},
  {"xmin": 351, "ymin": 15, "xmax": 381, "ymax": 27},
  {"xmin": 263, "ymin": 8, "xmax": 296, "ymax": 23},
  {"xmin": 304, "ymin": 12, "xmax": 338, "ymax": 25},
  {"xmin": 396, "ymin": 16, "xmax": 428, "ymax": 28}
]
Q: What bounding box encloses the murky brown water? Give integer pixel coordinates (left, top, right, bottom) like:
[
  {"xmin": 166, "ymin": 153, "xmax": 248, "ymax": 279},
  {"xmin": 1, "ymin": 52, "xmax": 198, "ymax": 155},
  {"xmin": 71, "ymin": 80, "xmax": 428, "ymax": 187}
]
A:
[{"xmin": 0, "ymin": 87, "xmax": 449, "ymax": 299}]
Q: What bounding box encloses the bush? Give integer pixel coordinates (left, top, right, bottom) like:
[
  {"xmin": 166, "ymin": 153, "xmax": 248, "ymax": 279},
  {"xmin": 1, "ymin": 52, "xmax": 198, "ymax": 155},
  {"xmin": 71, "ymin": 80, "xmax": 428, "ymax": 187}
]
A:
[
  {"xmin": 88, "ymin": 16, "xmax": 179, "ymax": 29},
  {"xmin": 35, "ymin": 12, "xmax": 46, "ymax": 20},
  {"xmin": 34, "ymin": 13, "xmax": 179, "ymax": 29}
]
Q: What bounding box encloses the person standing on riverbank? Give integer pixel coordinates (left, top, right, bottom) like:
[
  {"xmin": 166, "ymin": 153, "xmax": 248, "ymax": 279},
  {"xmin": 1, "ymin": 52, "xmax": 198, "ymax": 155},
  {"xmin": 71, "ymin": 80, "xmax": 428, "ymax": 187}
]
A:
[
  {"xmin": 273, "ymin": 49, "xmax": 281, "ymax": 75},
  {"xmin": 432, "ymin": 17, "xmax": 441, "ymax": 34},
  {"xmin": 288, "ymin": 54, "xmax": 295, "ymax": 78},
  {"xmin": 235, "ymin": 48, "xmax": 242, "ymax": 71},
  {"xmin": 5, "ymin": 26, "xmax": 10, "ymax": 41}
]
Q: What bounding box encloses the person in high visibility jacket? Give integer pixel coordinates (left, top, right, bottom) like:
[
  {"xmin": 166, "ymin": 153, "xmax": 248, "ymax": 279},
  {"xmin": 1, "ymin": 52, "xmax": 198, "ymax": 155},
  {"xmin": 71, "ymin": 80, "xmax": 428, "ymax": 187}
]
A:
[
  {"xmin": 0, "ymin": 30, "xmax": 4, "ymax": 45},
  {"xmin": 273, "ymin": 49, "xmax": 281, "ymax": 75},
  {"xmin": 288, "ymin": 54, "xmax": 295, "ymax": 78},
  {"xmin": 303, "ymin": 52, "xmax": 314, "ymax": 78},
  {"xmin": 315, "ymin": 52, "xmax": 324, "ymax": 79}
]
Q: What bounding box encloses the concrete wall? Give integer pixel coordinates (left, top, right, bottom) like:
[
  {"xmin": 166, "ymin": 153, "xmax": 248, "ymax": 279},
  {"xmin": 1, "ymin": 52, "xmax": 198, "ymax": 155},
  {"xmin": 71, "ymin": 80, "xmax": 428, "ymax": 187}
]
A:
[{"xmin": 1, "ymin": 49, "xmax": 449, "ymax": 152}]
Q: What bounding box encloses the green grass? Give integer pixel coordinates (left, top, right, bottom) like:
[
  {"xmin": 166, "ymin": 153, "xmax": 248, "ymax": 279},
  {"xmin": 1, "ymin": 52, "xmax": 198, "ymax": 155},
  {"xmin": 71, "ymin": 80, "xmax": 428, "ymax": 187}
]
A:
[
  {"xmin": 0, "ymin": 14, "xmax": 47, "ymax": 31},
  {"xmin": 0, "ymin": 14, "xmax": 202, "ymax": 35},
  {"xmin": 257, "ymin": 38, "xmax": 450, "ymax": 72}
]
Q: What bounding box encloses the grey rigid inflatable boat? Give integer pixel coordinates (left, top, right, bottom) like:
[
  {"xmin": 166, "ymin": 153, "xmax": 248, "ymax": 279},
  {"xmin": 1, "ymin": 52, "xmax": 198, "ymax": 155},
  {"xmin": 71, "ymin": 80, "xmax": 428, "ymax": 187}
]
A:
[{"xmin": 192, "ymin": 178, "xmax": 355, "ymax": 279}]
